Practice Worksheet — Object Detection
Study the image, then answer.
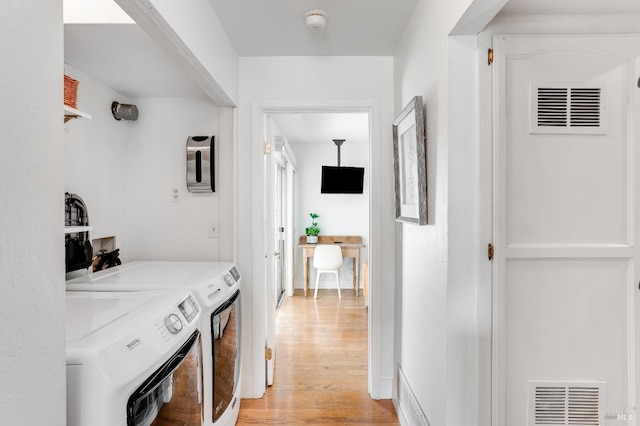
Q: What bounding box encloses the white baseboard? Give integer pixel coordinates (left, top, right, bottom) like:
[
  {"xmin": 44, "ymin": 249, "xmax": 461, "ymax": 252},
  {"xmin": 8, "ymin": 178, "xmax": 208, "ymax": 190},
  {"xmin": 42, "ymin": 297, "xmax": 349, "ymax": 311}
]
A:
[
  {"xmin": 378, "ymin": 377, "xmax": 393, "ymax": 399},
  {"xmin": 395, "ymin": 367, "xmax": 429, "ymax": 426}
]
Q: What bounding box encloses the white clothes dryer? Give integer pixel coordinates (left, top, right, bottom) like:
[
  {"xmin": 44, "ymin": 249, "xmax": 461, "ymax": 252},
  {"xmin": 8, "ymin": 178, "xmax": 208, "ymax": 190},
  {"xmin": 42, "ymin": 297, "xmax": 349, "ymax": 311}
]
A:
[
  {"xmin": 66, "ymin": 261, "xmax": 242, "ymax": 426},
  {"xmin": 65, "ymin": 289, "xmax": 202, "ymax": 426}
]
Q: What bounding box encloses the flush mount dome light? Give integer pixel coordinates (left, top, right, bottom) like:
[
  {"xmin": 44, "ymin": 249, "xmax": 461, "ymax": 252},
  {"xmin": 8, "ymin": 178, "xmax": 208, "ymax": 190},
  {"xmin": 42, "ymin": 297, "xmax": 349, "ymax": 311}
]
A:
[{"xmin": 305, "ymin": 9, "xmax": 327, "ymax": 30}]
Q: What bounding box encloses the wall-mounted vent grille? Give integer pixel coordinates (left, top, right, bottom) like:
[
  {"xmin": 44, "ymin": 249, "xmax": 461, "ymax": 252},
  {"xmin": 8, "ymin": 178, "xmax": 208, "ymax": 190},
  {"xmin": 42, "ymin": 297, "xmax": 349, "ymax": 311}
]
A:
[
  {"xmin": 530, "ymin": 83, "xmax": 607, "ymax": 135},
  {"xmin": 397, "ymin": 366, "xmax": 429, "ymax": 426},
  {"xmin": 569, "ymin": 88, "xmax": 601, "ymax": 128},
  {"xmin": 537, "ymin": 87, "xmax": 568, "ymax": 128},
  {"xmin": 528, "ymin": 381, "xmax": 605, "ymax": 426}
]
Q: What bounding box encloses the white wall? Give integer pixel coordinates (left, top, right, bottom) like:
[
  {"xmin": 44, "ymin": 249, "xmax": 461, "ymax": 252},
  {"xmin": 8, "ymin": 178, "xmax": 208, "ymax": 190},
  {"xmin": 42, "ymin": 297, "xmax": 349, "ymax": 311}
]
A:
[
  {"xmin": 447, "ymin": 35, "xmax": 485, "ymax": 426},
  {"xmin": 237, "ymin": 56, "xmax": 395, "ymax": 398},
  {"xmin": 394, "ymin": 2, "xmax": 451, "ymax": 423},
  {"xmin": 290, "ymin": 140, "xmax": 369, "ymax": 289},
  {"xmin": 393, "ymin": 0, "xmax": 487, "ymax": 424},
  {"xmin": 64, "ymin": 64, "xmax": 132, "ymax": 259},
  {"xmin": 394, "ymin": 6, "xmax": 449, "ymax": 425},
  {"xmin": 0, "ymin": 1, "xmax": 66, "ymax": 425},
  {"xmin": 124, "ymin": 97, "xmax": 225, "ymax": 261},
  {"xmin": 393, "ymin": 5, "xmax": 640, "ymax": 426},
  {"xmin": 63, "ymin": 64, "xmax": 228, "ymax": 263}
]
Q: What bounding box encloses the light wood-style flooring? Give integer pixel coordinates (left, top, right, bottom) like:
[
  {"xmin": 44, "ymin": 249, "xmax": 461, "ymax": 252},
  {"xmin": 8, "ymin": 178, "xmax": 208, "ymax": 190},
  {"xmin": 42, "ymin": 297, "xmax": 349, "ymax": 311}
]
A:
[{"xmin": 237, "ymin": 289, "xmax": 399, "ymax": 425}]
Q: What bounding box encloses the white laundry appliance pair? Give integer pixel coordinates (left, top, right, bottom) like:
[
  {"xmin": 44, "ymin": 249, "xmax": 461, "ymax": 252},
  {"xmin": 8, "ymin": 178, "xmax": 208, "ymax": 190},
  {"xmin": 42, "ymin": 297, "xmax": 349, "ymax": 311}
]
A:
[
  {"xmin": 65, "ymin": 261, "xmax": 241, "ymax": 426},
  {"xmin": 66, "ymin": 289, "xmax": 203, "ymax": 426}
]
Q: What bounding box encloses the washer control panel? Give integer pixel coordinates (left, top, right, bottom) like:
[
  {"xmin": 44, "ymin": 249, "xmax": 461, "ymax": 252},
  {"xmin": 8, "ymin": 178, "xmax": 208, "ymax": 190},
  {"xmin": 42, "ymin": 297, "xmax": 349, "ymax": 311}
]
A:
[
  {"xmin": 114, "ymin": 291, "xmax": 201, "ymax": 357},
  {"xmin": 229, "ymin": 266, "xmax": 240, "ymax": 281},
  {"xmin": 163, "ymin": 295, "xmax": 199, "ymax": 334},
  {"xmin": 178, "ymin": 295, "xmax": 199, "ymax": 322},
  {"xmin": 164, "ymin": 313, "xmax": 183, "ymax": 334},
  {"xmin": 224, "ymin": 274, "xmax": 235, "ymax": 286},
  {"xmin": 224, "ymin": 266, "xmax": 241, "ymax": 286}
]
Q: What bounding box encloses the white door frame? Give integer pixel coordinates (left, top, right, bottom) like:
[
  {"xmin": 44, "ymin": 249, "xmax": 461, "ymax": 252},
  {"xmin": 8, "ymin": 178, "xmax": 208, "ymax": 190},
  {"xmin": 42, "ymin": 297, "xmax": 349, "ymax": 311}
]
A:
[
  {"xmin": 273, "ymin": 134, "xmax": 298, "ymax": 298},
  {"xmin": 250, "ymin": 99, "xmax": 384, "ymax": 398},
  {"xmin": 283, "ymin": 144, "xmax": 297, "ymax": 297}
]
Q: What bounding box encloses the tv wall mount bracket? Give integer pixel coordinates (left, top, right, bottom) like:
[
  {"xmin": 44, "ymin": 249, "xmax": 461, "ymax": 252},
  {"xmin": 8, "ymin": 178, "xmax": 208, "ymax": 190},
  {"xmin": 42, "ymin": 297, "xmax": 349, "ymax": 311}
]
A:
[{"xmin": 333, "ymin": 139, "xmax": 345, "ymax": 167}]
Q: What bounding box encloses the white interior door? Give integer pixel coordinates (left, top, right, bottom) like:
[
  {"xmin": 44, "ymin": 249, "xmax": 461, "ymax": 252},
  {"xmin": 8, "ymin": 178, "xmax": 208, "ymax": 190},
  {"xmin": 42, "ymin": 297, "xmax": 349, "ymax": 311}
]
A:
[
  {"xmin": 264, "ymin": 119, "xmax": 277, "ymax": 388},
  {"xmin": 274, "ymin": 161, "xmax": 286, "ymax": 309},
  {"xmin": 493, "ymin": 36, "xmax": 640, "ymax": 425},
  {"xmin": 285, "ymin": 164, "xmax": 296, "ymax": 297}
]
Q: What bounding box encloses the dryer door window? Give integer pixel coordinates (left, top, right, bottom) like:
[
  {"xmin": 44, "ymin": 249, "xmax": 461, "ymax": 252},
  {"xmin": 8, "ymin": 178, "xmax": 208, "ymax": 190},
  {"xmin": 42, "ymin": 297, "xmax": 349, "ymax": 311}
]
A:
[
  {"xmin": 211, "ymin": 290, "xmax": 240, "ymax": 422},
  {"xmin": 127, "ymin": 330, "xmax": 203, "ymax": 426}
]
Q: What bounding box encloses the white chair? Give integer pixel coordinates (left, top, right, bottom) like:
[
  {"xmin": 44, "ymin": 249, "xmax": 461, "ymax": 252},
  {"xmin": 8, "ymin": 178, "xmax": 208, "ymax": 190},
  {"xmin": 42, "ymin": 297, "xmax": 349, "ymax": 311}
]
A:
[{"xmin": 313, "ymin": 244, "xmax": 344, "ymax": 299}]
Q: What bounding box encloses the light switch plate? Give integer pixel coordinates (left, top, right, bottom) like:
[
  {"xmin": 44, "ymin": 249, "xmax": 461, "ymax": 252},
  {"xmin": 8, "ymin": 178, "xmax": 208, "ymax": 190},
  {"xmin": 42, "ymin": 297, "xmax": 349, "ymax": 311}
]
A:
[
  {"xmin": 171, "ymin": 187, "xmax": 180, "ymax": 203},
  {"xmin": 208, "ymin": 221, "xmax": 219, "ymax": 238}
]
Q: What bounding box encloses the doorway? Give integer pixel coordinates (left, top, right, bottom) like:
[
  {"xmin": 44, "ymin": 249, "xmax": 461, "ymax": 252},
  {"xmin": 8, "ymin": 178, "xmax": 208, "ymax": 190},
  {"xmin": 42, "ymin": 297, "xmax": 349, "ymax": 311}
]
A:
[
  {"xmin": 250, "ymin": 99, "xmax": 387, "ymax": 400},
  {"xmin": 266, "ymin": 110, "xmax": 370, "ymax": 386}
]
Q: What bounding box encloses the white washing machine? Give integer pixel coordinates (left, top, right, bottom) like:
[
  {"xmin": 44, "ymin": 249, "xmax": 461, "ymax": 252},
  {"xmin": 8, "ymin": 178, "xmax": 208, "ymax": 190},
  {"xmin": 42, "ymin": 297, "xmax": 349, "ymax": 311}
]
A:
[
  {"xmin": 66, "ymin": 261, "xmax": 242, "ymax": 426},
  {"xmin": 66, "ymin": 289, "xmax": 203, "ymax": 426}
]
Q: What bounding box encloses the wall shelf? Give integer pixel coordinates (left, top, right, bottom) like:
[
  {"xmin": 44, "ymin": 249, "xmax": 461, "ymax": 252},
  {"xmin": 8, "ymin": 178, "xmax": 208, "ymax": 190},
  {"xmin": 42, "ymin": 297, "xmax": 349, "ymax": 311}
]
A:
[
  {"xmin": 64, "ymin": 105, "xmax": 91, "ymax": 123},
  {"xmin": 65, "ymin": 226, "xmax": 93, "ymax": 234}
]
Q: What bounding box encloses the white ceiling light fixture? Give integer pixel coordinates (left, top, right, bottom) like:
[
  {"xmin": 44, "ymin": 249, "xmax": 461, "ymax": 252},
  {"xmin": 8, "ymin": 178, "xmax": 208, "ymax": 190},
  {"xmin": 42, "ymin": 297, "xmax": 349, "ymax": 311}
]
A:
[{"xmin": 305, "ymin": 9, "xmax": 327, "ymax": 31}]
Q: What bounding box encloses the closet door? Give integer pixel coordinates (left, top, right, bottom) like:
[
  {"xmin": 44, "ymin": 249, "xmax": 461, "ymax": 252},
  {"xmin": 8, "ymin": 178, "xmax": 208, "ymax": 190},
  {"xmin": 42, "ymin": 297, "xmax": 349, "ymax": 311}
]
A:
[{"xmin": 493, "ymin": 36, "xmax": 640, "ymax": 425}]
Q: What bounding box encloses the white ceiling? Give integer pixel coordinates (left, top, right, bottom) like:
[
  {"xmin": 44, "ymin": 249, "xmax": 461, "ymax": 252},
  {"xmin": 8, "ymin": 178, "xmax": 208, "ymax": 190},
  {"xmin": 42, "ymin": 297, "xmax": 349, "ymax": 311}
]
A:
[
  {"xmin": 64, "ymin": 24, "xmax": 205, "ymax": 99},
  {"xmin": 63, "ymin": 0, "xmax": 640, "ymax": 142},
  {"xmin": 64, "ymin": 0, "xmax": 640, "ymax": 99},
  {"xmin": 63, "ymin": 1, "xmax": 420, "ymax": 99},
  {"xmin": 271, "ymin": 113, "xmax": 369, "ymax": 146},
  {"xmin": 208, "ymin": 0, "xmax": 420, "ymax": 56}
]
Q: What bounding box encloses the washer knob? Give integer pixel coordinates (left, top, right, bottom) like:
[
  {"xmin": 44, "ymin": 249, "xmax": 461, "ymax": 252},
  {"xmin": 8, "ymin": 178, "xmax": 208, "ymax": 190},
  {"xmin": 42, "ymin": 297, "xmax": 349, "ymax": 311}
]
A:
[
  {"xmin": 164, "ymin": 313, "xmax": 183, "ymax": 334},
  {"xmin": 224, "ymin": 274, "xmax": 235, "ymax": 286}
]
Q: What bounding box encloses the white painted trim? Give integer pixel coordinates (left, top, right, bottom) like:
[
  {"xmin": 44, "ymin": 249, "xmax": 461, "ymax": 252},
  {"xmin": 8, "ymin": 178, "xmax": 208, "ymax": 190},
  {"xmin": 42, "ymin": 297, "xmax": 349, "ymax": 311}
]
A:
[
  {"xmin": 503, "ymin": 245, "xmax": 635, "ymax": 259},
  {"xmin": 628, "ymin": 55, "xmax": 639, "ymax": 426},
  {"xmin": 367, "ymin": 100, "xmax": 385, "ymax": 399},
  {"xmin": 491, "ymin": 35, "xmax": 508, "ymax": 426},
  {"xmin": 627, "ymin": 261, "xmax": 637, "ymax": 426},
  {"xmin": 114, "ymin": 0, "xmax": 236, "ymax": 106},
  {"xmin": 491, "ymin": 34, "xmax": 640, "ymax": 426},
  {"xmin": 450, "ymin": 0, "xmax": 509, "ymax": 35},
  {"xmin": 250, "ymin": 102, "xmax": 267, "ymax": 397},
  {"xmin": 250, "ymin": 99, "xmax": 385, "ymax": 399},
  {"xmin": 477, "ymin": 30, "xmax": 495, "ymax": 426},
  {"xmin": 231, "ymin": 106, "xmax": 239, "ymax": 266},
  {"xmin": 378, "ymin": 377, "xmax": 394, "ymax": 400},
  {"xmin": 271, "ymin": 133, "xmax": 298, "ymax": 297}
]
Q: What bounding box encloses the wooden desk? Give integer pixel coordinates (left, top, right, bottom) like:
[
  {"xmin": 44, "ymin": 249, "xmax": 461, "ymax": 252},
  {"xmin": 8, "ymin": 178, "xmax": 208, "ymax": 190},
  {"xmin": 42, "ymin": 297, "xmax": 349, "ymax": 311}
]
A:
[{"xmin": 298, "ymin": 235, "xmax": 365, "ymax": 297}]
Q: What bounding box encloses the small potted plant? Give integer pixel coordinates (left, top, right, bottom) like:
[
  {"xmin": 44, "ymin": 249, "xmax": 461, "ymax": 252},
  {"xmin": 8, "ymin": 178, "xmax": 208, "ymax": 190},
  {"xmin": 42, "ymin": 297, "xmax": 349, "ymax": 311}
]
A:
[{"xmin": 305, "ymin": 213, "xmax": 320, "ymax": 244}]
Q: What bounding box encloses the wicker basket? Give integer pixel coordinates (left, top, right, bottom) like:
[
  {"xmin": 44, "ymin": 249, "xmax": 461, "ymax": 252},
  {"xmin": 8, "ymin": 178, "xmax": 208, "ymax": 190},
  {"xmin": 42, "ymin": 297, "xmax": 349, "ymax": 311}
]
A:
[{"xmin": 64, "ymin": 75, "xmax": 78, "ymax": 109}]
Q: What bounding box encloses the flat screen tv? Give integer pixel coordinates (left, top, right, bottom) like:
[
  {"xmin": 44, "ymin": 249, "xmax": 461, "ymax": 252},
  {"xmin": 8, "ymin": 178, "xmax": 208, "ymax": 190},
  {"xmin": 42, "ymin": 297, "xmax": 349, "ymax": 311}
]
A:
[{"xmin": 321, "ymin": 166, "xmax": 365, "ymax": 194}]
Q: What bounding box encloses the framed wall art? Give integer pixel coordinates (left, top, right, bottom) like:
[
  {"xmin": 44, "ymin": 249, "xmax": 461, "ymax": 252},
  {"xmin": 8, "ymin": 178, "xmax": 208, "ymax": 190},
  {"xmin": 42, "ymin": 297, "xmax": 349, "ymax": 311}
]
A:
[{"xmin": 392, "ymin": 96, "xmax": 427, "ymax": 225}]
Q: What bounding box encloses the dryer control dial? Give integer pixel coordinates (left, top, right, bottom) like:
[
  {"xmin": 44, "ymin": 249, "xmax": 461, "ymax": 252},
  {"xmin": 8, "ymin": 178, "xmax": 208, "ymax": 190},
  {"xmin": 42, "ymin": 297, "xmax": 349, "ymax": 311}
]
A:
[
  {"xmin": 224, "ymin": 274, "xmax": 235, "ymax": 286},
  {"xmin": 164, "ymin": 313, "xmax": 183, "ymax": 334}
]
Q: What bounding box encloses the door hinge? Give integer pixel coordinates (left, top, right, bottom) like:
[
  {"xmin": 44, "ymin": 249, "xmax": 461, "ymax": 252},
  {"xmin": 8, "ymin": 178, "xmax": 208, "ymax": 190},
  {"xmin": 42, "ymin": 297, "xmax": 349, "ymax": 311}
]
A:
[
  {"xmin": 264, "ymin": 141, "xmax": 271, "ymax": 155},
  {"xmin": 265, "ymin": 347, "xmax": 273, "ymax": 361},
  {"xmin": 488, "ymin": 243, "xmax": 494, "ymax": 261},
  {"xmin": 487, "ymin": 48, "xmax": 494, "ymax": 66}
]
